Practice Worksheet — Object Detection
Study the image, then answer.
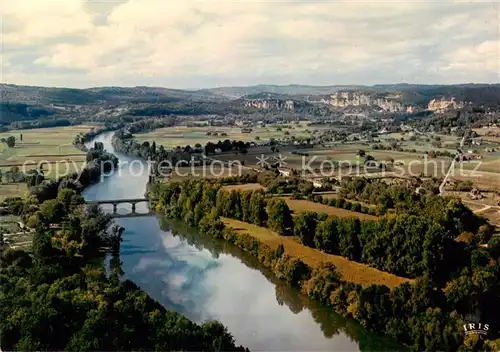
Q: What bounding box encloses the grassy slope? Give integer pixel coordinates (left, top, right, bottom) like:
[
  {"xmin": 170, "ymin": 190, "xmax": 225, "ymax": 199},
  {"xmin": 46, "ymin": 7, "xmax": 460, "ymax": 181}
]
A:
[{"xmin": 222, "ymin": 217, "xmax": 411, "ymax": 288}]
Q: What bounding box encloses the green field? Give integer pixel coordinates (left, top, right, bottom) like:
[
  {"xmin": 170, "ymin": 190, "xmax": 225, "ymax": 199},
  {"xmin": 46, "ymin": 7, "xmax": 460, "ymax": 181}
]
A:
[
  {"xmin": 0, "ymin": 125, "xmax": 94, "ymax": 182},
  {"xmin": 0, "ymin": 183, "xmax": 28, "ymax": 201},
  {"xmin": 379, "ymin": 132, "xmax": 460, "ymax": 153},
  {"xmin": 0, "ymin": 125, "xmax": 93, "ymax": 160},
  {"xmin": 132, "ymin": 122, "xmax": 332, "ymax": 149}
]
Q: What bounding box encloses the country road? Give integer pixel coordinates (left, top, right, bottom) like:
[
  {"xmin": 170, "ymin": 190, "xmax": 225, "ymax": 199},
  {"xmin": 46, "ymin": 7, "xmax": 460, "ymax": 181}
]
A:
[{"xmin": 439, "ymin": 135, "xmax": 466, "ymax": 195}]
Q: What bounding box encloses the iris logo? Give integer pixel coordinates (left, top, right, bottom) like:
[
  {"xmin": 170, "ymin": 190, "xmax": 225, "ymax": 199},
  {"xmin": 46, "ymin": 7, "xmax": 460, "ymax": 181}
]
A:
[{"xmin": 463, "ymin": 322, "xmax": 489, "ymax": 336}]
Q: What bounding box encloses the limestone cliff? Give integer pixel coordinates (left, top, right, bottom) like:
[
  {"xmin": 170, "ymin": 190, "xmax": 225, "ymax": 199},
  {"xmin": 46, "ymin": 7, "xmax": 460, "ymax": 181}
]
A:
[
  {"xmin": 243, "ymin": 99, "xmax": 295, "ymax": 111},
  {"xmin": 427, "ymin": 97, "xmax": 464, "ymax": 113},
  {"xmin": 323, "ymin": 91, "xmax": 412, "ymax": 113}
]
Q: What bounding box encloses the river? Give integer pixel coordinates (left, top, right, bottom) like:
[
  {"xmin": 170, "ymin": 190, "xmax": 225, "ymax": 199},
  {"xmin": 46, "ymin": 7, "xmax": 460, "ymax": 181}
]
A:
[{"xmin": 82, "ymin": 132, "xmax": 400, "ymax": 351}]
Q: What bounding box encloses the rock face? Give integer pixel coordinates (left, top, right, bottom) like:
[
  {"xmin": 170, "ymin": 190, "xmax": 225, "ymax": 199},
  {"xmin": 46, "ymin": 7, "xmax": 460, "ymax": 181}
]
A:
[
  {"xmin": 427, "ymin": 97, "xmax": 464, "ymax": 113},
  {"xmin": 324, "ymin": 91, "xmax": 411, "ymax": 112},
  {"xmin": 243, "ymin": 99, "xmax": 295, "ymax": 111}
]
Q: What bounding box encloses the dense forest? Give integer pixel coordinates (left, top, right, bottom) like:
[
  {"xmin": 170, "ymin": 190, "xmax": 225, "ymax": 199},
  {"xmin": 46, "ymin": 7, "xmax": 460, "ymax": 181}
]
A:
[{"xmin": 148, "ymin": 178, "xmax": 500, "ymax": 351}]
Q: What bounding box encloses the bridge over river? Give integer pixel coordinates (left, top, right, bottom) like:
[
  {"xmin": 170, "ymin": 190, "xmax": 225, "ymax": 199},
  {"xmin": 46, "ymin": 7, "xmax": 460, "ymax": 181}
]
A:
[{"xmin": 85, "ymin": 198, "xmax": 154, "ymax": 218}]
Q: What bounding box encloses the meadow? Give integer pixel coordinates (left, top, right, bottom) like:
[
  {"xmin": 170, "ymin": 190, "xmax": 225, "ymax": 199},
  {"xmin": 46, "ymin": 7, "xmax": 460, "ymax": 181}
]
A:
[
  {"xmin": 0, "ymin": 125, "xmax": 95, "ymax": 197},
  {"xmin": 0, "ymin": 125, "xmax": 93, "ymax": 160},
  {"xmin": 222, "ymin": 217, "xmax": 411, "ymax": 288}
]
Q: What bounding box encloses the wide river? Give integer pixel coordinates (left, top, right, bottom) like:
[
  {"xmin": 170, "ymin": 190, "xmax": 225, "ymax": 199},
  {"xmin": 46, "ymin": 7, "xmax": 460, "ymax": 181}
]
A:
[{"xmin": 83, "ymin": 132, "xmax": 400, "ymax": 351}]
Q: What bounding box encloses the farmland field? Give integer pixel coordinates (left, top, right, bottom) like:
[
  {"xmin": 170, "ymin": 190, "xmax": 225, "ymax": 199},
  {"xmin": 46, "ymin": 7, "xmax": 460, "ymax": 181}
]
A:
[
  {"xmin": 0, "ymin": 125, "xmax": 94, "ymax": 159},
  {"xmin": 378, "ymin": 132, "xmax": 460, "ymax": 153},
  {"xmin": 0, "ymin": 183, "xmax": 28, "ymax": 201},
  {"xmin": 132, "ymin": 122, "xmax": 331, "ymax": 149},
  {"xmin": 476, "ymin": 207, "xmax": 500, "ymax": 227},
  {"xmin": 0, "ymin": 214, "xmax": 33, "ymax": 251},
  {"xmin": 222, "ymin": 217, "xmax": 411, "ymax": 288},
  {"xmin": 0, "ymin": 125, "xmax": 94, "ymax": 179},
  {"xmin": 222, "ymin": 183, "xmax": 266, "ymax": 192},
  {"xmin": 278, "ymin": 197, "xmax": 378, "ymax": 221}
]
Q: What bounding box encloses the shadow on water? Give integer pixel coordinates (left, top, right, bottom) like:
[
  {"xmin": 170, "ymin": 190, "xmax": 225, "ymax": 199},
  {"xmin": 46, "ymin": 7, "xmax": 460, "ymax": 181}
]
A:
[{"xmin": 157, "ymin": 217, "xmax": 404, "ymax": 352}]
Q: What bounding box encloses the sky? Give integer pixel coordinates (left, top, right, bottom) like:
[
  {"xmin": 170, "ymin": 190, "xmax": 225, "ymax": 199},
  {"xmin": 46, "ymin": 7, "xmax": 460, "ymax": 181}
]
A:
[{"xmin": 1, "ymin": 0, "xmax": 499, "ymax": 89}]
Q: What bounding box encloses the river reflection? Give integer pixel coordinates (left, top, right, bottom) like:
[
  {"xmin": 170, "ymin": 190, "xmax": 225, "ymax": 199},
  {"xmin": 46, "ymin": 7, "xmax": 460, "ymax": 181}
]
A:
[{"xmin": 83, "ymin": 133, "xmax": 402, "ymax": 351}]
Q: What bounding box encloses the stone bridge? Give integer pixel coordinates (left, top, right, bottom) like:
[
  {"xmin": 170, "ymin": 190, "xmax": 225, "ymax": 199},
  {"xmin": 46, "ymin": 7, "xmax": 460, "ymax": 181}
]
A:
[{"xmin": 86, "ymin": 198, "xmax": 153, "ymax": 217}]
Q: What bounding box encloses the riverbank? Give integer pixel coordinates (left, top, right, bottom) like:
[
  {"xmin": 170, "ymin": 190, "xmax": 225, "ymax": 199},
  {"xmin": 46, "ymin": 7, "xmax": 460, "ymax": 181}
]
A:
[
  {"xmin": 148, "ymin": 178, "xmax": 500, "ymax": 351},
  {"xmin": 160, "ymin": 217, "xmax": 405, "ymax": 351},
  {"xmin": 221, "ymin": 217, "xmax": 411, "ymax": 288}
]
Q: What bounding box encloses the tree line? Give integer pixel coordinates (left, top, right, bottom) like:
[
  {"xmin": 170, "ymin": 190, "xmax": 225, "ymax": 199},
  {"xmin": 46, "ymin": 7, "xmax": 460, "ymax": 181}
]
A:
[
  {"xmin": 149, "ymin": 178, "xmax": 500, "ymax": 350},
  {"xmin": 111, "ymin": 127, "xmax": 251, "ymax": 170}
]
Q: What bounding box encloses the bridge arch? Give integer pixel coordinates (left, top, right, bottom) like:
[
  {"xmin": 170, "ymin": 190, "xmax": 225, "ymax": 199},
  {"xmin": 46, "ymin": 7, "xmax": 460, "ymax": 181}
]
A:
[{"xmin": 86, "ymin": 198, "xmax": 152, "ymax": 217}]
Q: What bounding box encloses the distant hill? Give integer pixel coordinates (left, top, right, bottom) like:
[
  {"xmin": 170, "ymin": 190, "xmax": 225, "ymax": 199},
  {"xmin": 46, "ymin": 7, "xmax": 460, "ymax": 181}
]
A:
[
  {"xmin": 400, "ymin": 85, "xmax": 500, "ymax": 107},
  {"xmin": 197, "ymin": 84, "xmax": 500, "ymax": 105},
  {"xmin": 0, "ymin": 84, "xmax": 225, "ymax": 105},
  {"xmin": 1, "ymin": 83, "xmax": 499, "ymax": 124},
  {"xmin": 0, "ymin": 102, "xmax": 56, "ymax": 125}
]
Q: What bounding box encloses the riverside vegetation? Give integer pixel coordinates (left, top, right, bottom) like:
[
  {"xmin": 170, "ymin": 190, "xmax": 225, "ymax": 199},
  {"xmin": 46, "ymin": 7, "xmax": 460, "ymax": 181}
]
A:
[
  {"xmin": 148, "ymin": 178, "xmax": 500, "ymax": 351},
  {"xmin": 0, "ymin": 145, "xmax": 246, "ymax": 351}
]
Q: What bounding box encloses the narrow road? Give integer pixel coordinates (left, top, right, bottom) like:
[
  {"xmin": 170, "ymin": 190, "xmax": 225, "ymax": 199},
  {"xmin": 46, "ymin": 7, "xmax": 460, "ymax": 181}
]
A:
[{"xmin": 439, "ymin": 135, "xmax": 466, "ymax": 195}]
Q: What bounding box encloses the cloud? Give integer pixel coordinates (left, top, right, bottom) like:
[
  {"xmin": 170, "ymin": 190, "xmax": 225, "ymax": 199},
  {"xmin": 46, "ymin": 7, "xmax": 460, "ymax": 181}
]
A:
[{"xmin": 2, "ymin": 0, "xmax": 499, "ymax": 87}]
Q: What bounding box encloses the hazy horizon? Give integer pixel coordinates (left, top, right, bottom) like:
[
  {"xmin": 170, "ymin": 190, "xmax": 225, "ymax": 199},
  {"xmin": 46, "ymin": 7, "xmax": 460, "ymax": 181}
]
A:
[{"xmin": 2, "ymin": 81, "xmax": 500, "ymax": 91}]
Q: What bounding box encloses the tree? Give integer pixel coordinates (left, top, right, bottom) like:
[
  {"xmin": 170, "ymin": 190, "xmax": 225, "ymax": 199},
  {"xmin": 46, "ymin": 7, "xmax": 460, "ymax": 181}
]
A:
[
  {"xmin": 26, "ymin": 170, "xmax": 45, "ymax": 187},
  {"xmin": 39, "ymin": 199, "xmax": 66, "ymax": 224},
  {"xmin": 266, "ymin": 199, "xmax": 292, "ymax": 235},
  {"xmin": 6, "ymin": 136, "xmax": 15, "ymax": 148},
  {"xmin": 293, "ymin": 212, "xmax": 318, "ymax": 246},
  {"xmin": 249, "ymin": 191, "xmax": 267, "ymax": 226},
  {"xmin": 488, "ymin": 236, "xmax": 500, "ymax": 259},
  {"xmin": 32, "ymin": 228, "xmax": 54, "ymax": 262},
  {"xmin": 364, "ymin": 155, "xmax": 375, "ymax": 164},
  {"xmin": 94, "ymin": 141, "xmax": 104, "ymax": 151},
  {"xmin": 57, "ymin": 188, "xmax": 84, "ymax": 213},
  {"xmin": 314, "ymin": 218, "xmax": 338, "ymax": 253}
]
